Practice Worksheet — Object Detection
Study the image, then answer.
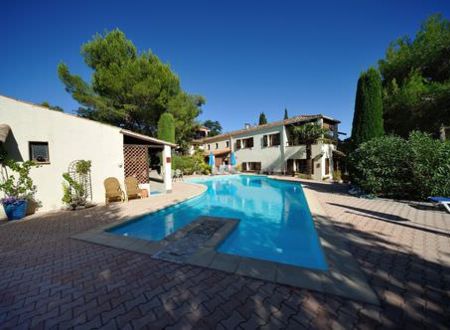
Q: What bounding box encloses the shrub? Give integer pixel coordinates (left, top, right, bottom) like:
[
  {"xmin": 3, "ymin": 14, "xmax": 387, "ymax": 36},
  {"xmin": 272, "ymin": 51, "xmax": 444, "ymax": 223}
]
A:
[
  {"xmin": 409, "ymin": 132, "xmax": 450, "ymax": 198},
  {"xmin": 349, "ymin": 136, "xmax": 413, "ymax": 198},
  {"xmin": 172, "ymin": 151, "xmax": 210, "ymax": 175},
  {"xmin": 349, "ymin": 132, "xmax": 450, "ymax": 199}
]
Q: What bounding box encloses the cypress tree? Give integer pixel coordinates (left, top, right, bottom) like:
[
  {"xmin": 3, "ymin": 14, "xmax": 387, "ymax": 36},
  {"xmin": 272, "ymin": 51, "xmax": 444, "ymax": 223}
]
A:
[
  {"xmin": 157, "ymin": 113, "xmax": 175, "ymax": 143},
  {"xmin": 258, "ymin": 112, "xmax": 267, "ymax": 125},
  {"xmin": 351, "ymin": 68, "xmax": 384, "ymax": 147},
  {"xmin": 284, "ymin": 108, "xmax": 289, "ymax": 119}
]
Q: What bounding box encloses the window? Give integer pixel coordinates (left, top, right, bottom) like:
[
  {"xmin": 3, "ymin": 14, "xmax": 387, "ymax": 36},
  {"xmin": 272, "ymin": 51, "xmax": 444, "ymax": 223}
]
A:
[
  {"xmin": 208, "ymin": 144, "xmax": 211, "ymax": 150},
  {"xmin": 29, "ymin": 142, "xmax": 49, "ymax": 163},
  {"xmin": 226, "ymin": 141, "xmax": 230, "ymax": 148},
  {"xmin": 263, "ymin": 133, "xmax": 280, "ymax": 147},
  {"xmin": 237, "ymin": 137, "xmax": 254, "ymax": 149},
  {"xmin": 242, "ymin": 162, "xmax": 261, "ymax": 172},
  {"xmin": 215, "ymin": 143, "xmax": 219, "ymax": 149}
]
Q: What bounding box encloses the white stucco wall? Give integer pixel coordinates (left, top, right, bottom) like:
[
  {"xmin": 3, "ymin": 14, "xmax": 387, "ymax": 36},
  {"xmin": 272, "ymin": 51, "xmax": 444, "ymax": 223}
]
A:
[
  {"xmin": 0, "ymin": 96, "xmax": 125, "ymax": 214},
  {"xmin": 205, "ymin": 139, "xmax": 230, "ymax": 152},
  {"xmin": 233, "ymin": 126, "xmax": 285, "ymax": 172}
]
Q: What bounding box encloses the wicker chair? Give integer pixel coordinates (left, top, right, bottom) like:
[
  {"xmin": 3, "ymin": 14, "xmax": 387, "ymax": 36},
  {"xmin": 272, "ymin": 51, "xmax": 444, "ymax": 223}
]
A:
[
  {"xmin": 124, "ymin": 177, "xmax": 142, "ymax": 201},
  {"xmin": 104, "ymin": 177, "xmax": 125, "ymax": 204}
]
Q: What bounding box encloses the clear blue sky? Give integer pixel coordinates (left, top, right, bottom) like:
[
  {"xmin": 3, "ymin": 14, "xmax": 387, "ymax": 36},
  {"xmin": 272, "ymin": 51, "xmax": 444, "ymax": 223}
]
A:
[{"xmin": 1, "ymin": 0, "xmax": 449, "ymax": 135}]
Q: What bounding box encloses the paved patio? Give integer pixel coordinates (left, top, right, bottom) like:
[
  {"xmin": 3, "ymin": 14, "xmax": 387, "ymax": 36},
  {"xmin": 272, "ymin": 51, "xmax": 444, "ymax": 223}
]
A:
[{"xmin": 0, "ymin": 179, "xmax": 449, "ymax": 329}]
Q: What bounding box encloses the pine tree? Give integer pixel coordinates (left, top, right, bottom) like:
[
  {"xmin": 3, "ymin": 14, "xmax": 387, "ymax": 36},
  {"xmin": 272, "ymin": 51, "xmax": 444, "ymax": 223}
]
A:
[
  {"xmin": 351, "ymin": 68, "xmax": 384, "ymax": 147},
  {"xmin": 157, "ymin": 113, "xmax": 175, "ymax": 143},
  {"xmin": 258, "ymin": 112, "xmax": 267, "ymax": 125},
  {"xmin": 284, "ymin": 108, "xmax": 289, "ymax": 120}
]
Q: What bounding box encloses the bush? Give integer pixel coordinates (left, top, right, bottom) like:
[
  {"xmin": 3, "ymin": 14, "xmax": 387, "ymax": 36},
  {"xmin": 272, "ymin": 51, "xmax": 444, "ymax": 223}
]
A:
[
  {"xmin": 350, "ymin": 136, "xmax": 412, "ymax": 198},
  {"xmin": 172, "ymin": 151, "xmax": 210, "ymax": 175},
  {"xmin": 349, "ymin": 132, "xmax": 450, "ymax": 199}
]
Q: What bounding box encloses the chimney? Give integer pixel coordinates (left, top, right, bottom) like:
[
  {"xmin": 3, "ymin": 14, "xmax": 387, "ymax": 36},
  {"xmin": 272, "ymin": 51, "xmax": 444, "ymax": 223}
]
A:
[{"xmin": 244, "ymin": 123, "xmax": 251, "ymax": 129}]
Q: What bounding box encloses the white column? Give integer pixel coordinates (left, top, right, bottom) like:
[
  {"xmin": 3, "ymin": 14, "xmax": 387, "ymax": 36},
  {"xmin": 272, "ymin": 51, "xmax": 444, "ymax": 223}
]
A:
[{"xmin": 163, "ymin": 145, "xmax": 172, "ymax": 192}]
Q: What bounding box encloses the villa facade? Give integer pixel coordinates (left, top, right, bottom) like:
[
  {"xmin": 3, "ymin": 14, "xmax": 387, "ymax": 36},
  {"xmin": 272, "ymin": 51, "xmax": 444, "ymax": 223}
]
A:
[{"xmin": 196, "ymin": 115, "xmax": 341, "ymax": 181}]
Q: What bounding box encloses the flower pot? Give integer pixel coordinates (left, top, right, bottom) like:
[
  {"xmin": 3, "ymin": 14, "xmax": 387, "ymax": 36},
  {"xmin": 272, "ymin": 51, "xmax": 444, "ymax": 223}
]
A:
[
  {"xmin": 26, "ymin": 199, "xmax": 38, "ymax": 216},
  {"xmin": 3, "ymin": 200, "xmax": 28, "ymax": 220}
]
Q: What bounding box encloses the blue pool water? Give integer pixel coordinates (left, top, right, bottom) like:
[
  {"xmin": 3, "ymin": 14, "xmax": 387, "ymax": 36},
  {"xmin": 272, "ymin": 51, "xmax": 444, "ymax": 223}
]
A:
[{"xmin": 109, "ymin": 175, "xmax": 327, "ymax": 270}]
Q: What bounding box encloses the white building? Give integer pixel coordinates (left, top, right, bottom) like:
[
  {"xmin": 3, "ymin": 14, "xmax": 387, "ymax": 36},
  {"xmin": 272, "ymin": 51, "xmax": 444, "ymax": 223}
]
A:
[
  {"xmin": 0, "ymin": 95, "xmax": 175, "ymax": 215},
  {"xmin": 199, "ymin": 115, "xmax": 342, "ymax": 181}
]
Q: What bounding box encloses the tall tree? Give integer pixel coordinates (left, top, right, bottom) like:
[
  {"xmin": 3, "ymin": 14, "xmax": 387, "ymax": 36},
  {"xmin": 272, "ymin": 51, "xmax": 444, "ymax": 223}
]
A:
[
  {"xmin": 40, "ymin": 101, "xmax": 63, "ymax": 112},
  {"xmin": 157, "ymin": 113, "xmax": 175, "ymax": 143},
  {"xmin": 291, "ymin": 123, "xmax": 329, "ymax": 176},
  {"xmin": 203, "ymin": 120, "xmax": 222, "ymax": 136},
  {"xmin": 284, "ymin": 108, "xmax": 289, "ymax": 120},
  {"xmin": 167, "ymin": 93, "xmax": 205, "ymax": 151},
  {"xmin": 58, "ymin": 29, "xmax": 203, "ymax": 138},
  {"xmin": 379, "ymin": 14, "xmax": 450, "ymax": 137},
  {"xmin": 351, "ymin": 68, "xmax": 384, "ymax": 147},
  {"xmin": 258, "ymin": 112, "xmax": 267, "ymax": 125}
]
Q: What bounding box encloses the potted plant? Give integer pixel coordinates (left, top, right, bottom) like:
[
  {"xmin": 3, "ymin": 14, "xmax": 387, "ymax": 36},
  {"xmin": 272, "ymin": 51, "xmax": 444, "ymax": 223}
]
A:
[
  {"xmin": 0, "ymin": 160, "xmax": 37, "ymax": 220},
  {"xmin": 61, "ymin": 160, "xmax": 93, "ymax": 210}
]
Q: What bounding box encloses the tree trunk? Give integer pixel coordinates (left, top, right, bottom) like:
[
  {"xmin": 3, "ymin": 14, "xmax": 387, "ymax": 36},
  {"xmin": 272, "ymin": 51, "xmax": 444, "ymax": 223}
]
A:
[{"xmin": 306, "ymin": 144, "xmax": 312, "ymax": 176}]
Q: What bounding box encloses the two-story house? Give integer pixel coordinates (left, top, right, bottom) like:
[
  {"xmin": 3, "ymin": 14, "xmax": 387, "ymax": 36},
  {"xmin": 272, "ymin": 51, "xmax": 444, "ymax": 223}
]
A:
[{"xmin": 198, "ymin": 114, "xmax": 340, "ymax": 181}]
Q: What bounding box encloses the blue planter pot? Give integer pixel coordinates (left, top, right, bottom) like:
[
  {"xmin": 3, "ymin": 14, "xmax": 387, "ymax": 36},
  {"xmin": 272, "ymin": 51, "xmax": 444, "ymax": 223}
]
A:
[{"xmin": 3, "ymin": 200, "xmax": 28, "ymax": 220}]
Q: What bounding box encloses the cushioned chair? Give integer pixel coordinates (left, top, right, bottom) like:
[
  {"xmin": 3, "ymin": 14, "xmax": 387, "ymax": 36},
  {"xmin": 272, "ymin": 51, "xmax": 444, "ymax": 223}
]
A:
[
  {"xmin": 124, "ymin": 177, "xmax": 142, "ymax": 201},
  {"xmin": 104, "ymin": 177, "xmax": 125, "ymax": 204}
]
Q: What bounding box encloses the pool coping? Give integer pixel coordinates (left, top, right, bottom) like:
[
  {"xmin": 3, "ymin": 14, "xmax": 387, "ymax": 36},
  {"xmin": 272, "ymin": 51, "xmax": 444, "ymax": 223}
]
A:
[{"xmin": 72, "ymin": 175, "xmax": 379, "ymax": 306}]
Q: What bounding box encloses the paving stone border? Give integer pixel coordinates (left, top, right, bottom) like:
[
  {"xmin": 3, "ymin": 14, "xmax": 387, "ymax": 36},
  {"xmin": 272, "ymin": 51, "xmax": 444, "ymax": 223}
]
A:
[{"xmin": 73, "ymin": 175, "xmax": 379, "ymax": 306}]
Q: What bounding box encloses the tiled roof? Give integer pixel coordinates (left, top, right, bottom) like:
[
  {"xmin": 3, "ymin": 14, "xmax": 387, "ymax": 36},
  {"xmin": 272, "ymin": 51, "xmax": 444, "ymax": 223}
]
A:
[{"xmin": 200, "ymin": 114, "xmax": 339, "ymax": 143}]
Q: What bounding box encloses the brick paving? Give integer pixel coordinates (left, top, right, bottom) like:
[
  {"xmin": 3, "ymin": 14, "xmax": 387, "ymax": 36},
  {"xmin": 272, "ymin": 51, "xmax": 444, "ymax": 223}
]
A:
[{"xmin": 0, "ymin": 180, "xmax": 449, "ymax": 329}]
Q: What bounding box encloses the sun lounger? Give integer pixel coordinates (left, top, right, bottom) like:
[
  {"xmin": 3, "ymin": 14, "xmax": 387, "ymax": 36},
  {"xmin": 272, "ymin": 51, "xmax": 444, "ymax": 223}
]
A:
[
  {"xmin": 428, "ymin": 196, "xmax": 450, "ymax": 213},
  {"xmin": 104, "ymin": 177, "xmax": 125, "ymax": 204},
  {"xmin": 124, "ymin": 176, "xmax": 142, "ymax": 201}
]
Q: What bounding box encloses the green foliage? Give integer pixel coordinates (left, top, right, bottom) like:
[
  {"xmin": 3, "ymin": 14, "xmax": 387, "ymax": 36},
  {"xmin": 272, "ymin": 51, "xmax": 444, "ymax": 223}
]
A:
[
  {"xmin": 258, "ymin": 112, "xmax": 267, "ymax": 125},
  {"xmin": 290, "ymin": 123, "xmax": 328, "ymax": 145},
  {"xmin": 350, "ymin": 136, "xmax": 411, "ymax": 198},
  {"xmin": 203, "ymin": 120, "xmax": 222, "ymax": 137},
  {"xmin": 408, "ymin": 132, "xmax": 450, "ymax": 199},
  {"xmin": 0, "ymin": 160, "xmax": 37, "ymax": 198},
  {"xmin": 167, "ymin": 93, "xmax": 204, "ymax": 151},
  {"xmin": 157, "ymin": 113, "xmax": 175, "ymax": 143},
  {"xmin": 40, "ymin": 101, "xmax": 64, "ymax": 112},
  {"xmin": 62, "ymin": 172, "xmax": 86, "ymax": 209},
  {"xmin": 284, "ymin": 108, "xmax": 289, "ymax": 120},
  {"xmin": 58, "ymin": 29, "xmax": 203, "ymax": 140},
  {"xmin": 351, "ymin": 68, "xmax": 384, "ymax": 147},
  {"xmin": 172, "ymin": 151, "xmax": 210, "ymax": 175},
  {"xmin": 379, "ymin": 14, "xmax": 450, "ymax": 137},
  {"xmin": 75, "ymin": 160, "xmax": 91, "ymax": 175},
  {"xmin": 349, "ymin": 132, "xmax": 450, "ymax": 199}
]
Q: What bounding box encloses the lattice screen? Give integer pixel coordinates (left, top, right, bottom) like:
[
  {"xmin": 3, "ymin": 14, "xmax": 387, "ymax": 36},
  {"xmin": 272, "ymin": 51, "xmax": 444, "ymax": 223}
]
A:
[{"xmin": 123, "ymin": 145, "xmax": 149, "ymax": 184}]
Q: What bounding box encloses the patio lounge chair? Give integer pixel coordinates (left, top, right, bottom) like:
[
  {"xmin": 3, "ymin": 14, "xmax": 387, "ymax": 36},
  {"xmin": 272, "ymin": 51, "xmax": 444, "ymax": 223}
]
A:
[
  {"xmin": 124, "ymin": 176, "xmax": 142, "ymax": 201},
  {"xmin": 104, "ymin": 177, "xmax": 125, "ymax": 204},
  {"xmin": 175, "ymin": 169, "xmax": 184, "ymax": 181},
  {"xmin": 428, "ymin": 196, "xmax": 450, "ymax": 213}
]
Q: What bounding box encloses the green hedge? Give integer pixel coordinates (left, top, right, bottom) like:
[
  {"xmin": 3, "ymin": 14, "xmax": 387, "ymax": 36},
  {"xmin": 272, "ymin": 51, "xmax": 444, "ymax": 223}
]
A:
[{"xmin": 350, "ymin": 132, "xmax": 450, "ymax": 199}]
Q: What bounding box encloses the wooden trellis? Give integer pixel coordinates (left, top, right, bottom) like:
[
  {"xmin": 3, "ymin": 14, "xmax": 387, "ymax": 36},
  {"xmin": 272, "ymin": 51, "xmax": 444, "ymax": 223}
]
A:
[{"xmin": 123, "ymin": 145, "xmax": 149, "ymax": 184}]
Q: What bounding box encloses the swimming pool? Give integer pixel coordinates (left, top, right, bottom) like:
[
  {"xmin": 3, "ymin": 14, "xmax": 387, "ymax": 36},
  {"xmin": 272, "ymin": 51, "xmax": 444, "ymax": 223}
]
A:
[{"xmin": 109, "ymin": 175, "xmax": 328, "ymax": 270}]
